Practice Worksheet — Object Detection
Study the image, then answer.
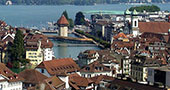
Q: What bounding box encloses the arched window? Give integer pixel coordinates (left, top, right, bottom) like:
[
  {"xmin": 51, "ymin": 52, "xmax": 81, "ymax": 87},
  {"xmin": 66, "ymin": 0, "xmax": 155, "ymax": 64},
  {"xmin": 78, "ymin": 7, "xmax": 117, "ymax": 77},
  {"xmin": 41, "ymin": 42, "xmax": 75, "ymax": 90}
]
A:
[{"xmin": 135, "ymin": 21, "xmax": 137, "ymax": 27}]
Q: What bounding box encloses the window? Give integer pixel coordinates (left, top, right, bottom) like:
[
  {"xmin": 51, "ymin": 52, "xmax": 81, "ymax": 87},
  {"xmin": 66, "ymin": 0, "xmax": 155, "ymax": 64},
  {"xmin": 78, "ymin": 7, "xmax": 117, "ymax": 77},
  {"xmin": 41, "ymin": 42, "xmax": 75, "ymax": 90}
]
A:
[
  {"xmin": 41, "ymin": 69, "xmax": 44, "ymax": 73},
  {"xmin": 134, "ymin": 21, "xmax": 137, "ymax": 27},
  {"xmin": 88, "ymin": 74, "xmax": 91, "ymax": 78},
  {"xmin": 86, "ymin": 67, "xmax": 90, "ymax": 71},
  {"xmin": 82, "ymin": 74, "xmax": 85, "ymax": 77}
]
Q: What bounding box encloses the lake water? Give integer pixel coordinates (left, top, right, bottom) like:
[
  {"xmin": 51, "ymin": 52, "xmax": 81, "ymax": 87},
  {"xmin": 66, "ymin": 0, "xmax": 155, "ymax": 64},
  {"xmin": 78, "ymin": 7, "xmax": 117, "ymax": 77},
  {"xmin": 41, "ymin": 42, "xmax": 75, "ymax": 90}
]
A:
[
  {"xmin": 44, "ymin": 33, "xmax": 100, "ymax": 58},
  {"xmin": 0, "ymin": 4, "xmax": 170, "ymax": 58},
  {"xmin": 0, "ymin": 4, "xmax": 170, "ymax": 28},
  {"xmin": 51, "ymin": 40, "xmax": 100, "ymax": 59}
]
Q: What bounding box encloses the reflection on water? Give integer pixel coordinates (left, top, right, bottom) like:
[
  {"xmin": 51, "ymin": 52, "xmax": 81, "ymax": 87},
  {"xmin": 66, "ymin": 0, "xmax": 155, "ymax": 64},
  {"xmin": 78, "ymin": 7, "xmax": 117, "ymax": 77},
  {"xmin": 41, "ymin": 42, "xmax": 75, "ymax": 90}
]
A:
[
  {"xmin": 52, "ymin": 40, "xmax": 100, "ymax": 59},
  {"xmin": 44, "ymin": 33, "xmax": 100, "ymax": 58}
]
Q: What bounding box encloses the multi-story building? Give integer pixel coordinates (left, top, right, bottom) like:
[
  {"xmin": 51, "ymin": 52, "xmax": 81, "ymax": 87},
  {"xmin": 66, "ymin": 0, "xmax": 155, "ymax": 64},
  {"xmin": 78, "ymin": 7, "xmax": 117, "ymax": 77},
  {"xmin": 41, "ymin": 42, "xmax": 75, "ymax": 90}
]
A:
[
  {"xmin": 124, "ymin": 9, "xmax": 170, "ymax": 37},
  {"xmin": 80, "ymin": 61, "xmax": 113, "ymax": 78},
  {"xmin": 0, "ymin": 30, "xmax": 15, "ymax": 63},
  {"xmin": 18, "ymin": 69, "xmax": 48, "ymax": 90},
  {"xmin": 25, "ymin": 33, "xmax": 54, "ymax": 66},
  {"xmin": 121, "ymin": 57, "xmax": 132, "ymax": 76},
  {"xmin": 77, "ymin": 50, "xmax": 99, "ymax": 67},
  {"xmin": 25, "ymin": 40, "xmax": 43, "ymax": 66},
  {"xmin": 0, "ymin": 63, "xmax": 23, "ymax": 90},
  {"xmin": 148, "ymin": 66, "xmax": 170, "ymax": 88},
  {"xmin": 35, "ymin": 58, "xmax": 80, "ymax": 89},
  {"xmin": 69, "ymin": 73, "xmax": 95, "ymax": 90},
  {"xmin": 131, "ymin": 58, "xmax": 162, "ymax": 82}
]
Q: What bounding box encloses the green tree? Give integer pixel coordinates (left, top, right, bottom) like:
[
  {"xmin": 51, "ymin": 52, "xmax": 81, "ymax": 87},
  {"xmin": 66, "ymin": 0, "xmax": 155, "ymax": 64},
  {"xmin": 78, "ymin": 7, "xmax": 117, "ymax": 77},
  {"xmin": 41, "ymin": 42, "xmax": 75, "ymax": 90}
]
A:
[
  {"xmin": 10, "ymin": 29, "xmax": 25, "ymax": 68},
  {"xmin": 129, "ymin": 5, "xmax": 160, "ymax": 12},
  {"xmin": 62, "ymin": 10, "xmax": 74, "ymax": 28},
  {"xmin": 62, "ymin": 10, "xmax": 69, "ymax": 20},
  {"xmin": 75, "ymin": 11, "xmax": 86, "ymax": 25},
  {"xmin": 11, "ymin": 29, "xmax": 25, "ymax": 60},
  {"xmin": 68, "ymin": 18, "xmax": 74, "ymax": 28}
]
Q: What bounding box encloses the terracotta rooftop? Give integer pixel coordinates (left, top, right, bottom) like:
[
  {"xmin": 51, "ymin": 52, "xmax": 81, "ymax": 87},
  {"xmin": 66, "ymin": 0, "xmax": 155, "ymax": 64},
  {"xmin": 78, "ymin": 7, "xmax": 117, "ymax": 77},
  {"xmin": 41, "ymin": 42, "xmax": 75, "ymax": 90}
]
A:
[
  {"xmin": 138, "ymin": 22, "xmax": 170, "ymax": 34},
  {"xmin": 0, "ymin": 63, "xmax": 23, "ymax": 82},
  {"xmin": 111, "ymin": 41, "xmax": 134, "ymax": 49},
  {"xmin": 18, "ymin": 69, "xmax": 48, "ymax": 84},
  {"xmin": 25, "ymin": 33, "xmax": 53, "ymax": 49},
  {"xmin": 114, "ymin": 32, "xmax": 128, "ymax": 39},
  {"xmin": 43, "ymin": 76, "xmax": 65, "ymax": 90},
  {"xmin": 69, "ymin": 73, "xmax": 94, "ymax": 89},
  {"xmin": 80, "ymin": 61, "xmax": 111, "ymax": 73},
  {"xmin": 78, "ymin": 50, "xmax": 98, "ymax": 59},
  {"xmin": 140, "ymin": 32, "xmax": 164, "ymax": 41},
  {"xmin": 57, "ymin": 15, "xmax": 69, "ymax": 25},
  {"xmin": 36, "ymin": 58, "xmax": 80, "ymax": 76},
  {"xmin": 90, "ymin": 75, "xmax": 115, "ymax": 84}
]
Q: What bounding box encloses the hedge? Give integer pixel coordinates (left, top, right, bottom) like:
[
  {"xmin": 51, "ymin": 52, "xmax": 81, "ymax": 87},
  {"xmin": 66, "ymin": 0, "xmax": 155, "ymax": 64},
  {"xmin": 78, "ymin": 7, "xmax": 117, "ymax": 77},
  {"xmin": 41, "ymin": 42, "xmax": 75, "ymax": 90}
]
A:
[{"xmin": 75, "ymin": 29, "xmax": 110, "ymax": 48}]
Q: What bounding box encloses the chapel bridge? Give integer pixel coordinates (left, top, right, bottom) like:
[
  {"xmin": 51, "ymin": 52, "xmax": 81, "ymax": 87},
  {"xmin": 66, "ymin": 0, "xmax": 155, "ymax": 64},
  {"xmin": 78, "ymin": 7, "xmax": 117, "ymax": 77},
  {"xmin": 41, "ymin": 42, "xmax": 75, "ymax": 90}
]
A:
[{"xmin": 46, "ymin": 35, "xmax": 96, "ymax": 47}]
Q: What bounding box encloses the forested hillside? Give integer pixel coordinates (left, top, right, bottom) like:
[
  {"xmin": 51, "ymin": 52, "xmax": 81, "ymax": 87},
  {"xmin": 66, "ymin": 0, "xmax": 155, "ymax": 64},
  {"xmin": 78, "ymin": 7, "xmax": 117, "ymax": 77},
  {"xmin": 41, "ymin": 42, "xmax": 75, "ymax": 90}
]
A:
[{"xmin": 1, "ymin": 0, "xmax": 170, "ymax": 5}]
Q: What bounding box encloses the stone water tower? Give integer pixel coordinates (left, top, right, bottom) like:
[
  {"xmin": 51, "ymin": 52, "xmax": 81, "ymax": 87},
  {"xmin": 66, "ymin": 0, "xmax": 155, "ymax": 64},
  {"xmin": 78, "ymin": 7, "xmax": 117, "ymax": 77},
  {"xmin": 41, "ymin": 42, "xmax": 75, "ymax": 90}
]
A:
[{"xmin": 57, "ymin": 15, "xmax": 69, "ymax": 37}]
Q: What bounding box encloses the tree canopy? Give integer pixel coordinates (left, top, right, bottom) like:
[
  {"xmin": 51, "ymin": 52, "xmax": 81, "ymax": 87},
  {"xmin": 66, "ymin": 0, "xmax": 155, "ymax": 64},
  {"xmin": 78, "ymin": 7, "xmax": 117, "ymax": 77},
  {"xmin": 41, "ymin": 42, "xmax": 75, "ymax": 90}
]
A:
[
  {"xmin": 75, "ymin": 11, "xmax": 86, "ymax": 25},
  {"xmin": 62, "ymin": 10, "xmax": 74, "ymax": 28},
  {"xmin": 11, "ymin": 29, "xmax": 25, "ymax": 60},
  {"xmin": 62, "ymin": 10, "xmax": 69, "ymax": 20},
  {"xmin": 129, "ymin": 5, "xmax": 160, "ymax": 12},
  {"xmin": 10, "ymin": 29, "xmax": 29, "ymax": 68}
]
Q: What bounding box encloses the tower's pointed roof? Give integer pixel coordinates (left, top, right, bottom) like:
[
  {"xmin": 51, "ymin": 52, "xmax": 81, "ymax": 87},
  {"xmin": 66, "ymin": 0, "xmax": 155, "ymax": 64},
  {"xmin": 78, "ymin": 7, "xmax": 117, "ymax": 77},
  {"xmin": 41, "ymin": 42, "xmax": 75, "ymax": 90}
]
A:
[
  {"xmin": 132, "ymin": 9, "xmax": 138, "ymax": 15},
  {"xmin": 124, "ymin": 9, "xmax": 131, "ymax": 15},
  {"xmin": 57, "ymin": 15, "xmax": 69, "ymax": 25}
]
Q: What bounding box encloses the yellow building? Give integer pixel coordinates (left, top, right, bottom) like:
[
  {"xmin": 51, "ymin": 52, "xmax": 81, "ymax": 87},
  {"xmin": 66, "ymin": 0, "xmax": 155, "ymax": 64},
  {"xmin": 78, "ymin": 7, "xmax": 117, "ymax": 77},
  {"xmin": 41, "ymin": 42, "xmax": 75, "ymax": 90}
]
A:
[
  {"xmin": 25, "ymin": 33, "xmax": 54, "ymax": 68},
  {"xmin": 26, "ymin": 40, "xmax": 43, "ymax": 67}
]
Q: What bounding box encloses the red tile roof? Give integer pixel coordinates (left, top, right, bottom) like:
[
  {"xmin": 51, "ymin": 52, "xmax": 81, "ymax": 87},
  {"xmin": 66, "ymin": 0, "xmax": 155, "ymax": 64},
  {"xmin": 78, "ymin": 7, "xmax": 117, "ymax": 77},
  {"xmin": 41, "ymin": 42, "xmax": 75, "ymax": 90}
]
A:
[
  {"xmin": 18, "ymin": 69, "xmax": 48, "ymax": 84},
  {"xmin": 80, "ymin": 61, "xmax": 111, "ymax": 73},
  {"xmin": 90, "ymin": 75, "xmax": 115, "ymax": 84},
  {"xmin": 138, "ymin": 22, "xmax": 170, "ymax": 34},
  {"xmin": 114, "ymin": 32, "xmax": 128, "ymax": 39},
  {"xmin": 69, "ymin": 73, "xmax": 94, "ymax": 89},
  {"xmin": 43, "ymin": 76, "xmax": 65, "ymax": 90},
  {"xmin": 25, "ymin": 34, "xmax": 53, "ymax": 49},
  {"xmin": 36, "ymin": 58, "xmax": 80, "ymax": 76},
  {"xmin": 57, "ymin": 15, "xmax": 69, "ymax": 25},
  {"xmin": 111, "ymin": 41, "xmax": 134, "ymax": 49},
  {"xmin": 0, "ymin": 63, "xmax": 23, "ymax": 82}
]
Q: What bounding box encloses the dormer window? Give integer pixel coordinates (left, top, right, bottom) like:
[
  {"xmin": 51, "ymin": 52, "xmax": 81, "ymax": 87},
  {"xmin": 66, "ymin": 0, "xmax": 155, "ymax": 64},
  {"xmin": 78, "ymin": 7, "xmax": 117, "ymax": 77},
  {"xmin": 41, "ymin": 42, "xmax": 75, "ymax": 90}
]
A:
[
  {"xmin": 49, "ymin": 81, "xmax": 52, "ymax": 84},
  {"xmin": 4, "ymin": 70, "xmax": 8, "ymax": 74},
  {"xmin": 41, "ymin": 69, "xmax": 44, "ymax": 73},
  {"xmin": 14, "ymin": 75, "xmax": 18, "ymax": 79},
  {"xmin": 99, "ymin": 67, "xmax": 103, "ymax": 70},
  {"xmin": 86, "ymin": 67, "xmax": 90, "ymax": 71},
  {"xmin": 95, "ymin": 67, "xmax": 98, "ymax": 70}
]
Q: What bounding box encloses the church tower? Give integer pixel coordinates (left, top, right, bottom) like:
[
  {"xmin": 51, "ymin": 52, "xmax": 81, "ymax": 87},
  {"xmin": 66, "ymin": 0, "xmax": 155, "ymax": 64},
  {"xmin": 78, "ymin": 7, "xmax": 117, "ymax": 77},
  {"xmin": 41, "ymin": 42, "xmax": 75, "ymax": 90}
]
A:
[
  {"xmin": 124, "ymin": 9, "xmax": 131, "ymax": 22},
  {"xmin": 57, "ymin": 15, "xmax": 69, "ymax": 37},
  {"xmin": 131, "ymin": 9, "xmax": 139, "ymax": 37}
]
